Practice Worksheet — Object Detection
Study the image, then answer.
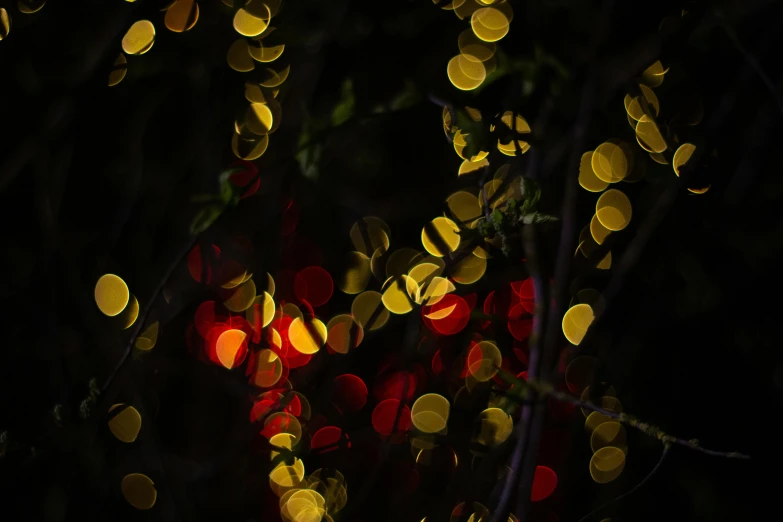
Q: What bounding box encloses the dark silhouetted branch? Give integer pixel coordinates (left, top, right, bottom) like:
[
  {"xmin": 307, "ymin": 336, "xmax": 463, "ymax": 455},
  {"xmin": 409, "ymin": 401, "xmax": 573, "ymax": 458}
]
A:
[{"xmin": 496, "ymin": 370, "xmax": 751, "ymax": 460}]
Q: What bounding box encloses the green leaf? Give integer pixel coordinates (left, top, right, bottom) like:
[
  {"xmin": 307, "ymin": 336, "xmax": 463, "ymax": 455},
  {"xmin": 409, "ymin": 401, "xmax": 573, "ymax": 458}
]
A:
[
  {"xmin": 331, "ymin": 78, "xmax": 355, "ymax": 126},
  {"xmin": 190, "ymin": 203, "xmax": 225, "ymax": 235},
  {"xmin": 519, "ymin": 176, "xmax": 542, "ymax": 214}
]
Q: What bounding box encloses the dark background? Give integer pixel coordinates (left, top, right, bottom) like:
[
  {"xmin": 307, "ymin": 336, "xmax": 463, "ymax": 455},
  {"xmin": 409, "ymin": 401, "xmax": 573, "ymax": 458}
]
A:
[{"xmin": 0, "ymin": 0, "xmax": 779, "ymax": 520}]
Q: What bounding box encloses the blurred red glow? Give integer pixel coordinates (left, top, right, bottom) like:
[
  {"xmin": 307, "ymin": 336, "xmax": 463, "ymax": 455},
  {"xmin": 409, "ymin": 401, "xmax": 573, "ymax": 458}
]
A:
[
  {"xmin": 374, "ymin": 371, "xmax": 417, "ymax": 403},
  {"xmin": 188, "ymin": 244, "xmax": 221, "ymax": 284},
  {"xmin": 333, "ymin": 374, "xmax": 368, "ymax": 412},
  {"xmin": 425, "ymin": 294, "xmax": 470, "ymax": 335},
  {"xmin": 260, "ymin": 412, "xmax": 298, "ymax": 440},
  {"xmin": 285, "ymin": 393, "xmax": 302, "ymax": 417},
  {"xmin": 371, "ymin": 399, "xmax": 411, "ymax": 437},
  {"xmin": 240, "ymin": 176, "xmax": 261, "ymax": 199},
  {"xmin": 311, "ymin": 426, "xmax": 350, "ymax": 453},
  {"xmin": 508, "ymin": 303, "xmax": 534, "ymax": 341},
  {"xmin": 530, "ymin": 465, "xmax": 557, "ymax": 502},
  {"xmin": 249, "ymin": 399, "xmax": 276, "ymax": 424},
  {"xmin": 194, "ymin": 300, "xmax": 218, "ymax": 338},
  {"xmin": 229, "ymin": 159, "xmax": 258, "ymax": 187},
  {"xmin": 285, "ymin": 350, "xmax": 312, "ymax": 369},
  {"xmin": 294, "ymin": 266, "xmax": 334, "ymax": 308}
]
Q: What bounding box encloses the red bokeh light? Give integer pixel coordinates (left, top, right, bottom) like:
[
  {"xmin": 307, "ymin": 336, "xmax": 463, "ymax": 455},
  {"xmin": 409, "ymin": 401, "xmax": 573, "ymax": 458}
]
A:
[
  {"xmin": 371, "ymin": 399, "xmax": 411, "ymax": 437},
  {"xmin": 425, "ymin": 294, "xmax": 470, "ymax": 335},
  {"xmin": 530, "ymin": 465, "xmax": 558, "ymax": 502},
  {"xmin": 374, "ymin": 370, "xmax": 417, "ymax": 403},
  {"xmin": 333, "ymin": 374, "xmax": 368, "ymax": 413},
  {"xmin": 294, "ymin": 266, "xmax": 334, "ymax": 308},
  {"xmin": 310, "ymin": 426, "xmax": 351, "ymax": 453},
  {"xmin": 229, "ymin": 159, "xmax": 258, "ymax": 187},
  {"xmin": 188, "ymin": 244, "xmax": 221, "ymax": 284}
]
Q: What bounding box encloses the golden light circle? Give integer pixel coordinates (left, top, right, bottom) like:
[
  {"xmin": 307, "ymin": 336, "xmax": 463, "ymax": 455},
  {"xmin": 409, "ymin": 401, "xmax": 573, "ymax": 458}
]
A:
[
  {"xmin": 447, "ymin": 191, "xmax": 481, "ymax": 228},
  {"xmin": 121, "ymin": 473, "xmax": 157, "ymax": 510},
  {"xmin": 339, "ymin": 251, "xmax": 372, "ymax": 294},
  {"xmin": 451, "ymin": 251, "xmax": 487, "ymax": 285},
  {"xmin": 326, "ymin": 314, "xmax": 364, "ymax": 354},
  {"xmin": 351, "ymin": 291, "xmax": 389, "ymax": 331},
  {"xmin": 458, "ymin": 28, "xmax": 496, "ymax": 62},
  {"xmin": 0, "ymin": 9, "xmax": 11, "ymax": 42},
  {"xmin": 249, "ymin": 42, "xmax": 285, "ymax": 63},
  {"xmin": 589, "ymin": 214, "xmax": 611, "ymax": 245},
  {"xmin": 592, "ymin": 142, "xmax": 628, "ymax": 183},
  {"xmin": 596, "ymin": 189, "xmax": 632, "ymax": 231},
  {"xmin": 216, "ymin": 329, "xmax": 247, "ymax": 369},
  {"xmin": 164, "ymin": 0, "xmax": 199, "ymax": 33},
  {"xmin": 349, "ymin": 217, "xmax": 390, "ymax": 256},
  {"xmin": 385, "ymin": 248, "xmax": 424, "ymax": 279},
  {"xmin": 471, "ymin": 7, "xmax": 510, "ymax": 42},
  {"xmin": 224, "ymin": 278, "xmax": 257, "ymax": 312},
  {"xmin": 578, "ymin": 151, "xmax": 608, "ymax": 193},
  {"xmin": 673, "ymin": 143, "xmax": 696, "ymax": 177},
  {"xmin": 122, "ymin": 20, "xmax": 156, "ymax": 56},
  {"xmin": 561, "ymin": 304, "xmax": 594, "ymax": 346},
  {"xmin": 589, "ymin": 446, "xmax": 626, "ymax": 483},
  {"xmin": 247, "ymin": 102, "xmax": 274, "ymax": 135},
  {"xmin": 233, "ymin": 1, "xmax": 270, "ymax": 37},
  {"xmin": 412, "ymin": 393, "xmax": 450, "ymax": 433},
  {"xmin": 108, "ymin": 53, "xmax": 127, "ymax": 87},
  {"xmin": 119, "ymin": 295, "xmax": 140, "ymax": 329},
  {"xmin": 108, "ymin": 404, "xmax": 142, "ymax": 443},
  {"xmin": 635, "ymin": 116, "xmax": 667, "ymax": 153},
  {"xmin": 249, "ymin": 349, "xmax": 282, "ymax": 388},
  {"xmin": 475, "ymin": 408, "xmax": 513, "ymax": 446},
  {"xmin": 421, "ymin": 217, "xmax": 460, "ymax": 257},
  {"xmin": 288, "ymin": 317, "xmax": 327, "ymax": 354},
  {"xmin": 417, "ymin": 276, "xmax": 455, "ymax": 306},
  {"xmin": 382, "ymin": 276, "xmax": 415, "ymax": 315},
  {"xmin": 232, "ymin": 131, "xmax": 269, "ymax": 160},
  {"xmin": 95, "ymin": 274, "xmax": 130, "ymax": 317},
  {"xmin": 227, "ymin": 38, "xmax": 256, "ymax": 73},
  {"xmin": 447, "ymin": 55, "xmax": 486, "ymax": 91},
  {"xmin": 468, "ymin": 340, "xmax": 501, "ymax": 381},
  {"xmin": 591, "ymin": 421, "xmax": 627, "ymax": 454}
]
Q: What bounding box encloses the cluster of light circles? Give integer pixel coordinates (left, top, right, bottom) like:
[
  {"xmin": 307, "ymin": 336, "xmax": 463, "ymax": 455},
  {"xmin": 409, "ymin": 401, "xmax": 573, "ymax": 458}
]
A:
[
  {"xmin": 94, "ymin": 272, "xmax": 163, "ymax": 509},
  {"xmin": 436, "ymin": 1, "xmax": 514, "ymax": 92},
  {"xmin": 443, "ymin": 106, "xmax": 532, "ymax": 182},
  {"xmin": 624, "ymin": 60, "xmax": 711, "ymax": 194},
  {"xmin": 106, "ymin": 393, "xmax": 156, "ymax": 508},
  {"xmin": 94, "ymin": 273, "xmax": 150, "ymax": 334},
  {"xmin": 227, "ymin": 0, "xmax": 289, "ymax": 162},
  {"xmin": 575, "ymin": 140, "xmax": 637, "ymax": 271},
  {"xmin": 564, "ymin": 356, "xmax": 628, "ymax": 483},
  {"xmin": 335, "ymin": 214, "xmax": 488, "ymax": 339},
  {"xmin": 111, "ymin": 1, "xmax": 199, "ymax": 86},
  {"xmin": 185, "ymin": 230, "xmax": 361, "ymax": 519},
  {"xmin": 1, "ymin": 1, "xmax": 51, "ymax": 42},
  {"xmin": 251, "ymin": 376, "xmax": 349, "ymax": 521}
]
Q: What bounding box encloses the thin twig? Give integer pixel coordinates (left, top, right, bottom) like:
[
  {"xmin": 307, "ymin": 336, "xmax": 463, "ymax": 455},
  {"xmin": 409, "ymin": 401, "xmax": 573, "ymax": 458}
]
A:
[
  {"xmin": 576, "ymin": 444, "xmax": 671, "ymax": 522},
  {"xmin": 496, "ymin": 371, "xmax": 751, "ymax": 460}
]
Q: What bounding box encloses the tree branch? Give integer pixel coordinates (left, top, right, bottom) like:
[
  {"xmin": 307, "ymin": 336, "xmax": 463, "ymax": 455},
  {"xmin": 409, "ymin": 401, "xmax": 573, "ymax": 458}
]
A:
[{"xmin": 496, "ymin": 370, "xmax": 751, "ymax": 460}]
